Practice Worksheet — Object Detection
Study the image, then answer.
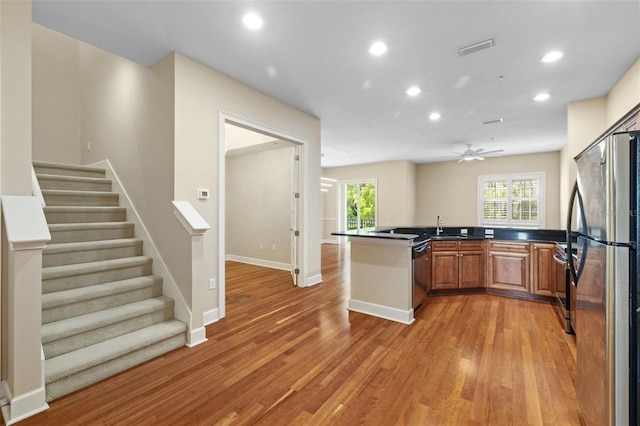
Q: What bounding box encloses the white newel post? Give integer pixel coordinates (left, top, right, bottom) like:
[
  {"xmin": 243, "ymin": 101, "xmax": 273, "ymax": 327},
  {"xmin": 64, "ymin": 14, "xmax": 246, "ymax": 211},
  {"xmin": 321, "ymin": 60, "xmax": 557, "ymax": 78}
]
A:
[
  {"xmin": 1, "ymin": 196, "xmax": 51, "ymax": 425},
  {"xmin": 172, "ymin": 201, "xmax": 211, "ymax": 347}
]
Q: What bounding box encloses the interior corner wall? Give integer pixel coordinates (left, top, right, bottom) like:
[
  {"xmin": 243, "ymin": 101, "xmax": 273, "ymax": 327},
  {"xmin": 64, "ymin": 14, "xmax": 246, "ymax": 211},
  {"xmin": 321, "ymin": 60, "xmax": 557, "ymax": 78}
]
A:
[
  {"xmin": 322, "ymin": 160, "xmax": 417, "ymax": 232},
  {"xmin": 32, "ymin": 23, "xmax": 81, "ymax": 164},
  {"xmin": 607, "ymin": 58, "xmax": 640, "ymax": 126},
  {"xmin": 2, "ymin": 0, "xmax": 32, "ymax": 196},
  {"xmin": 173, "ymin": 52, "xmax": 321, "ymax": 297},
  {"xmin": 226, "ymin": 147, "xmax": 293, "ymax": 265},
  {"xmin": 416, "ymin": 152, "xmax": 561, "ymax": 229},
  {"xmin": 560, "ymin": 58, "xmax": 640, "ymax": 227}
]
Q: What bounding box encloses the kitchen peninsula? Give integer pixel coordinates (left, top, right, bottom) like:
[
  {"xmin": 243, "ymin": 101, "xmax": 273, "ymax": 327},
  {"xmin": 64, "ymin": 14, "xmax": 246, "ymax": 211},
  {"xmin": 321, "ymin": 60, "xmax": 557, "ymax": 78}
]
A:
[
  {"xmin": 333, "ymin": 226, "xmax": 566, "ymax": 325},
  {"xmin": 334, "ymin": 229, "xmax": 419, "ymax": 324}
]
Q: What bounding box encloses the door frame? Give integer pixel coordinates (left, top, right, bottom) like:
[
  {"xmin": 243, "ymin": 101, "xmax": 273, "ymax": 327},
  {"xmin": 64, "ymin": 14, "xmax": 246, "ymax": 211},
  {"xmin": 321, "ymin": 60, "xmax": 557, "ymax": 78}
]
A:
[{"xmin": 218, "ymin": 111, "xmax": 308, "ymax": 318}]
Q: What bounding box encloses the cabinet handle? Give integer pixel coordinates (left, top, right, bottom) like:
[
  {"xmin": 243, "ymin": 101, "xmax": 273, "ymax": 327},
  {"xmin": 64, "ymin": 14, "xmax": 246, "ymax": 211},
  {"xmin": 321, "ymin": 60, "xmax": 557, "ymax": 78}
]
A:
[{"xmin": 535, "ymin": 246, "xmax": 538, "ymax": 250}]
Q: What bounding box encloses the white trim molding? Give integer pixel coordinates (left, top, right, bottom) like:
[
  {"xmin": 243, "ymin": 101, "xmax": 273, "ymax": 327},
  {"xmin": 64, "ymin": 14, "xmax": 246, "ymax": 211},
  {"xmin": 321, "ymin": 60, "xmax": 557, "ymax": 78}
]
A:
[
  {"xmin": 225, "ymin": 255, "xmax": 290, "ymax": 271},
  {"xmin": 347, "ymin": 299, "xmax": 414, "ymax": 325}
]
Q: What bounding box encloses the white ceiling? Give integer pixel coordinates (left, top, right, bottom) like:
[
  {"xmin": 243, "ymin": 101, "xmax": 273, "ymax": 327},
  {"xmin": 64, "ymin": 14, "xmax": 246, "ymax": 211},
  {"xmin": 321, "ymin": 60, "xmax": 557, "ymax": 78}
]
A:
[{"xmin": 32, "ymin": 1, "xmax": 640, "ymax": 167}]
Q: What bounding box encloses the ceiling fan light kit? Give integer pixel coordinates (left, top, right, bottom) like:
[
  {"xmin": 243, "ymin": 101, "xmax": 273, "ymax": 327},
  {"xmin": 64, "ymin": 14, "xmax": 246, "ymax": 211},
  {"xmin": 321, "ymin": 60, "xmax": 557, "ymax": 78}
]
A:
[{"xmin": 454, "ymin": 144, "xmax": 504, "ymax": 162}]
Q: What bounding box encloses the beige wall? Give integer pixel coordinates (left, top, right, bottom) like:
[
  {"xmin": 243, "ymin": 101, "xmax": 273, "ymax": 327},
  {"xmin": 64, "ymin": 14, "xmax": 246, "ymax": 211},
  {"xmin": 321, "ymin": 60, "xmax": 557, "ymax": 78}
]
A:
[
  {"xmin": 321, "ymin": 160, "xmax": 416, "ymax": 240},
  {"xmin": 173, "ymin": 52, "xmax": 321, "ymax": 293},
  {"xmin": 32, "ymin": 24, "xmax": 81, "ymax": 164},
  {"xmin": 560, "ymin": 58, "xmax": 640, "ymax": 226},
  {"xmin": 416, "ymin": 152, "xmax": 561, "ymax": 229},
  {"xmin": 226, "ymin": 147, "xmax": 293, "ymax": 265}
]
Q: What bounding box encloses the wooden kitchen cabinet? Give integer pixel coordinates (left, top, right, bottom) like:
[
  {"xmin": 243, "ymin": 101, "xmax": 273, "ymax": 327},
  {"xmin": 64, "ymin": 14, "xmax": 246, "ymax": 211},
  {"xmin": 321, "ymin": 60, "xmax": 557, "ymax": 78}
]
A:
[
  {"xmin": 487, "ymin": 241, "xmax": 530, "ymax": 292},
  {"xmin": 531, "ymin": 242, "xmax": 555, "ymax": 297},
  {"xmin": 432, "ymin": 244, "xmax": 458, "ymax": 290},
  {"xmin": 432, "ymin": 240, "xmax": 484, "ymax": 290},
  {"xmin": 459, "ymin": 241, "xmax": 485, "ymax": 288}
]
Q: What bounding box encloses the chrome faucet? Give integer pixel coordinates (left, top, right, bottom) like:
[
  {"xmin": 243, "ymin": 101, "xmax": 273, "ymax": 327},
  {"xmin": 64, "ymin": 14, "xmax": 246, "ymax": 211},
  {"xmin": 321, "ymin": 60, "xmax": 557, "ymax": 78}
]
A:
[{"xmin": 436, "ymin": 215, "xmax": 443, "ymax": 235}]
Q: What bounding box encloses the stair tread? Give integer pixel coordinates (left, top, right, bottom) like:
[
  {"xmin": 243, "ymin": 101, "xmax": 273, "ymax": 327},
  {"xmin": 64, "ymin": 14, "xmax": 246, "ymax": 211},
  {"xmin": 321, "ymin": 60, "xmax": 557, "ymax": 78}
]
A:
[
  {"xmin": 43, "ymin": 256, "xmax": 152, "ymax": 279},
  {"xmin": 48, "ymin": 221, "xmax": 135, "ymax": 231},
  {"xmin": 45, "ymin": 320, "xmax": 187, "ymax": 382},
  {"xmin": 44, "ymin": 206, "xmax": 125, "ymax": 212},
  {"xmin": 44, "ymin": 238, "xmax": 143, "ymax": 254},
  {"xmin": 42, "ymin": 275, "xmax": 162, "ymax": 309},
  {"xmin": 42, "ymin": 189, "xmax": 119, "ymax": 197},
  {"xmin": 42, "ymin": 296, "xmax": 174, "ymax": 342},
  {"xmin": 36, "ymin": 173, "xmax": 111, "ymax": 184},
  {"xmin": 33, "ymin": 161, "xmax": 106, "ymax": 175}
]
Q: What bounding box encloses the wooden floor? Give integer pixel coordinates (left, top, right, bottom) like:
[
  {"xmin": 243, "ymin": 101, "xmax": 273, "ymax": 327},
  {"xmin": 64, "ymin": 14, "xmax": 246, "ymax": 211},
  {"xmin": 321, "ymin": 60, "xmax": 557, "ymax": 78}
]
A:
[{"xmin": 17, "ymin": 244, "xmax": 580, "ymax": 425}]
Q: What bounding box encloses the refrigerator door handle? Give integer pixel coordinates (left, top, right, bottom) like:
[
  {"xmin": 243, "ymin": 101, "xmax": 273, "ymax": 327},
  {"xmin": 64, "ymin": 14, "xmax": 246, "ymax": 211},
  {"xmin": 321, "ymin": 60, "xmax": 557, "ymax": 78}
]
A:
[{"xmin": 567, "ymin": 181, "xmax": 588, "ymax": 284}]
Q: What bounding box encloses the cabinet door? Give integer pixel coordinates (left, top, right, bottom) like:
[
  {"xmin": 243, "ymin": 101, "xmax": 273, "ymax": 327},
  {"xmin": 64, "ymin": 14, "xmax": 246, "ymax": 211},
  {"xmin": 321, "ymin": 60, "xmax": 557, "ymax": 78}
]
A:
[
  {"xmin": 432, "ymin": 251, "xmax": 458, "ymax": 289},
  {"xmin": 531, "ymin": 243, "xmax": 555, "ymax": 296},
  {"xmin": 459, "ymin": 251, "xmax": 484, "ymax": 288},
  {"xmin": 488, "ymin": 250, "xmax": 530, "ymax": 292}
]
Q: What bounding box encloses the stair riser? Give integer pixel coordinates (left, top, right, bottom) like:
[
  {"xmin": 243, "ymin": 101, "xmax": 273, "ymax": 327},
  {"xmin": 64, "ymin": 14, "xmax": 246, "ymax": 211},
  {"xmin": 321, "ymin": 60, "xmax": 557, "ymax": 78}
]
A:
[
  {"xmin": 45, "ymin": 209, "xmax": 126, "ymax": 224},
  {"xmin": 49, "ymin": 226, "xmax": 135, "ymax": 244},
  {"xmin": 44, "ymin": 307, "xmax": 175, "ymax": 358},
  {"xmin": 43, "ymin": 244, "xmax": 143, "ymax": 268},
  {"xmin": 42, "ymin": 283, "xmax": 163, "ymax": 324},
  {"xmin": 39, "ymin": 179, "xmax": 112, "ymax": 192},
  {"xmin": 45, "ymin": 333, "xmax": 186, "ymax": 402},
  {"xmin": 43, "ymin": 263, "xmax": 152, "ymax": 293},
  {"xmin": 43, "ymin": 193, "xmax": 119, "ymax": 207},
  {"xmin": 34, "ymin": 166, "xmax": 105, "ymax": 179}
]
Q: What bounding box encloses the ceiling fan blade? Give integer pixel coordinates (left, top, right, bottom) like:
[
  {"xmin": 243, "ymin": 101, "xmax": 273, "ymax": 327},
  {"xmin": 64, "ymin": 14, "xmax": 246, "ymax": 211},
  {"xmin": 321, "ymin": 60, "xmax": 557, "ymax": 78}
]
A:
[
  {"xmin": 457, "ymin": 158, "xmax": 465, "ymax": 163},
  {"xmin": 474, "ymin": 148, "xmax": 485, "ymax": 154},
  {"xmin": 479, "ymin": 149, "xmax": 504, "ymax": 155},
  {"xmin": 473, "ymin": 155, "xmax": 485, "ymax": 160},
  {"xmin": 453, "ymin": 151, "xmax": 463, "ymax": 155}
]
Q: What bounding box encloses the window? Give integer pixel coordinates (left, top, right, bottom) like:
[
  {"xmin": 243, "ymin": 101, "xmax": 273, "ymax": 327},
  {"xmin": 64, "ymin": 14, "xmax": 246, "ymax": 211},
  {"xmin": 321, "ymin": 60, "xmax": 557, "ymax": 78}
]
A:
[{"xmin": 478, "ymin": 173, "xmax": 545, "ymax": 227}]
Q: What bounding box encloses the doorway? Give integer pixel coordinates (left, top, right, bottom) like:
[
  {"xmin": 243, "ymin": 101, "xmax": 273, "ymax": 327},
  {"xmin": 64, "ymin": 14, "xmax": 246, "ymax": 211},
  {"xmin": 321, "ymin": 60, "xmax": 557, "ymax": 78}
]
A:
[
  {"xmin": 339, "ymin": 180, "xmax": 377, "ymax": 232},
  {"xmin": 219, "ymin": 114, "xmax": 306, "ymax": 318}
]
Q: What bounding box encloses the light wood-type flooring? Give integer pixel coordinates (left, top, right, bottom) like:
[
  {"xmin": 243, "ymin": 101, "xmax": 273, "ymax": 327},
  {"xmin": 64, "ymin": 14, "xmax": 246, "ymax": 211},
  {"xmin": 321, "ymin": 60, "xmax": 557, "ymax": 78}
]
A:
[{"xmin": 15, "ymin": 243, "xmax": 580, "ymax": 425}]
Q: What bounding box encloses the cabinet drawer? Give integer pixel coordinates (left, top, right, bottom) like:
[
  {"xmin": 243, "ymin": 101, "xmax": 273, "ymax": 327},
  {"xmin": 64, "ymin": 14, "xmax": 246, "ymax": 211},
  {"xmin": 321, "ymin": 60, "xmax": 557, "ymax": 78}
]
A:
[
  {"xmin": 488, "ymin": 241, "xmax": 530, "ymax": 253},
  {"xmin": 432, "ymin": 241, "xmax": 458, "ymax": 252},
  {"xmin": 459, "ymin": 240, "xmax": 484, "ymax": 251}
]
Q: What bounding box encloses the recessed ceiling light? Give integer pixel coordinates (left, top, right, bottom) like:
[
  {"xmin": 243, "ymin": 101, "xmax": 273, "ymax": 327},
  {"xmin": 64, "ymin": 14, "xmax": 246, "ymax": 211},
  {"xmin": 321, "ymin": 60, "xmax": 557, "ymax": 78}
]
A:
[
  {"xmin": 429, "ymin": 112, "xmax": 441, "ymax": 120},
  {"xmin": 406, "ymin": 86, "xmax": 421, "ymax": 96},
  {"xmin": 534, "ymin": 92, "xmax": 550, "ymax": 101},
  {"xmin": 242, "ymin": 13, "xmax": 263, "ymax": 30},
  {"xmin": 542, "ymin": 51, "xmax": 563, "ymax": 63},
  {"xmin": 369, "ymin": 41, "xmax": 388, "ymax": 56}
]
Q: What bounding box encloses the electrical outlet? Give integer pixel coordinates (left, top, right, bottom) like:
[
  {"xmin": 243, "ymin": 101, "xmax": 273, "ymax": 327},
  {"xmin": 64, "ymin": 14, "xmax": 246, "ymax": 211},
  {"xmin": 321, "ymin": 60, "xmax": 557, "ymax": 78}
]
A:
[
  {"xmin": 87, "ymin": 141, "xmax": 91, "ymax": 151},
  {"xmin": 209, "ymin": 278, "xmax": 216, "ymax": 290},
  {"xmin": 272, "ymin": 244, "xmax": 276, "ymax": 251},
  {"xmin": 260, "ymin": 243, "xmax": 264, "ymax": 250}
]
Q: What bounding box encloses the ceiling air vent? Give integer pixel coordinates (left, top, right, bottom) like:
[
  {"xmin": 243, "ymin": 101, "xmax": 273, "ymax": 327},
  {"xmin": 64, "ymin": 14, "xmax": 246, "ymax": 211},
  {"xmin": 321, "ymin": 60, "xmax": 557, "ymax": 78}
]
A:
[
  {"xmin": 482, "ymin": 118, "xmax": 503, "ymax": 125},
  {"xmin": 458, "ymin": 38, "xmax": 496, "ymax": 57}
]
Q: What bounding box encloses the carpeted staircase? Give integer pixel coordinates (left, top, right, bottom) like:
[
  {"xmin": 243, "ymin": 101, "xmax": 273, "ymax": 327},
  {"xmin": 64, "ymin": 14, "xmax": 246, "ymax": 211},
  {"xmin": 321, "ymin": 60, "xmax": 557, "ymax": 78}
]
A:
[{"xmin": 34, "ymin": 161, "xmax": 187, "ymax": 402}]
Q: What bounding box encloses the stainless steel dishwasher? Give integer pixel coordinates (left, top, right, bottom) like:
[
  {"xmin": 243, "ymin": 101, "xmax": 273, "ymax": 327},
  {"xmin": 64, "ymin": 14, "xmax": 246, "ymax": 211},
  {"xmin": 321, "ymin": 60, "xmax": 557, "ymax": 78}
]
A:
[{"xmin": 412, "ymin": 241, "xmax": 429, "ymax": 310}]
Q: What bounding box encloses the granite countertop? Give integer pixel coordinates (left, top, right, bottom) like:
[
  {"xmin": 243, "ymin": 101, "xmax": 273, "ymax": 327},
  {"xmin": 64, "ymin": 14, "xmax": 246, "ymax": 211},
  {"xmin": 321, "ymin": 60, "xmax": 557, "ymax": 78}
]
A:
[{"xmin": 332, "ymin": 226, "xmax": 567, "ymax": 244}]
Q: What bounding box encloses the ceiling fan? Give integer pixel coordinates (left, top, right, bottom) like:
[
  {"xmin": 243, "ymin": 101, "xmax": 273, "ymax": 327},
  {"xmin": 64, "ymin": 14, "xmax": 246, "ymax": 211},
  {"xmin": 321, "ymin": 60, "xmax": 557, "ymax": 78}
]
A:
[{"xmin": 454, "ymin": 144, "xmax": 504, "ymax": 162}]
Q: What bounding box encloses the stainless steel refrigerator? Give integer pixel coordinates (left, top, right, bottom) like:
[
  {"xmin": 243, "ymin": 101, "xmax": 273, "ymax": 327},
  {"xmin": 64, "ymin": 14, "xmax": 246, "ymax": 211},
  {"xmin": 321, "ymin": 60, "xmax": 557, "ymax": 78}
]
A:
[{"xmin": 568, "ymin": 130, "xmax": 639, "ymax": 425}]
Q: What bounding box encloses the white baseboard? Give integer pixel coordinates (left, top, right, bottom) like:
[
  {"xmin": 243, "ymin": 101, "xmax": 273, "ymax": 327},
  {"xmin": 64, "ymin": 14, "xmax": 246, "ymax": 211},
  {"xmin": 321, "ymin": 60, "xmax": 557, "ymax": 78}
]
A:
[
  {"xmin": 1, "ymin": 381, "xmax": 49, "ymax": 425},
  {"xmin": 225, "ymin": 255, "xmax": 290, "ymax": 271},
  {"xmin": 203, "ymin": 308, "xmax": 219, "ymax": 326},
  {"xmin": 186, "ymin": 327, "xmax": 207, "ymax": 347},
  {"xmin": 305, "ymin": 273, "xmax": 323, "ymax": 287},
  {"xmin": 347, "ymin": 299, "xmax": 414, "ymax": 325}
]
